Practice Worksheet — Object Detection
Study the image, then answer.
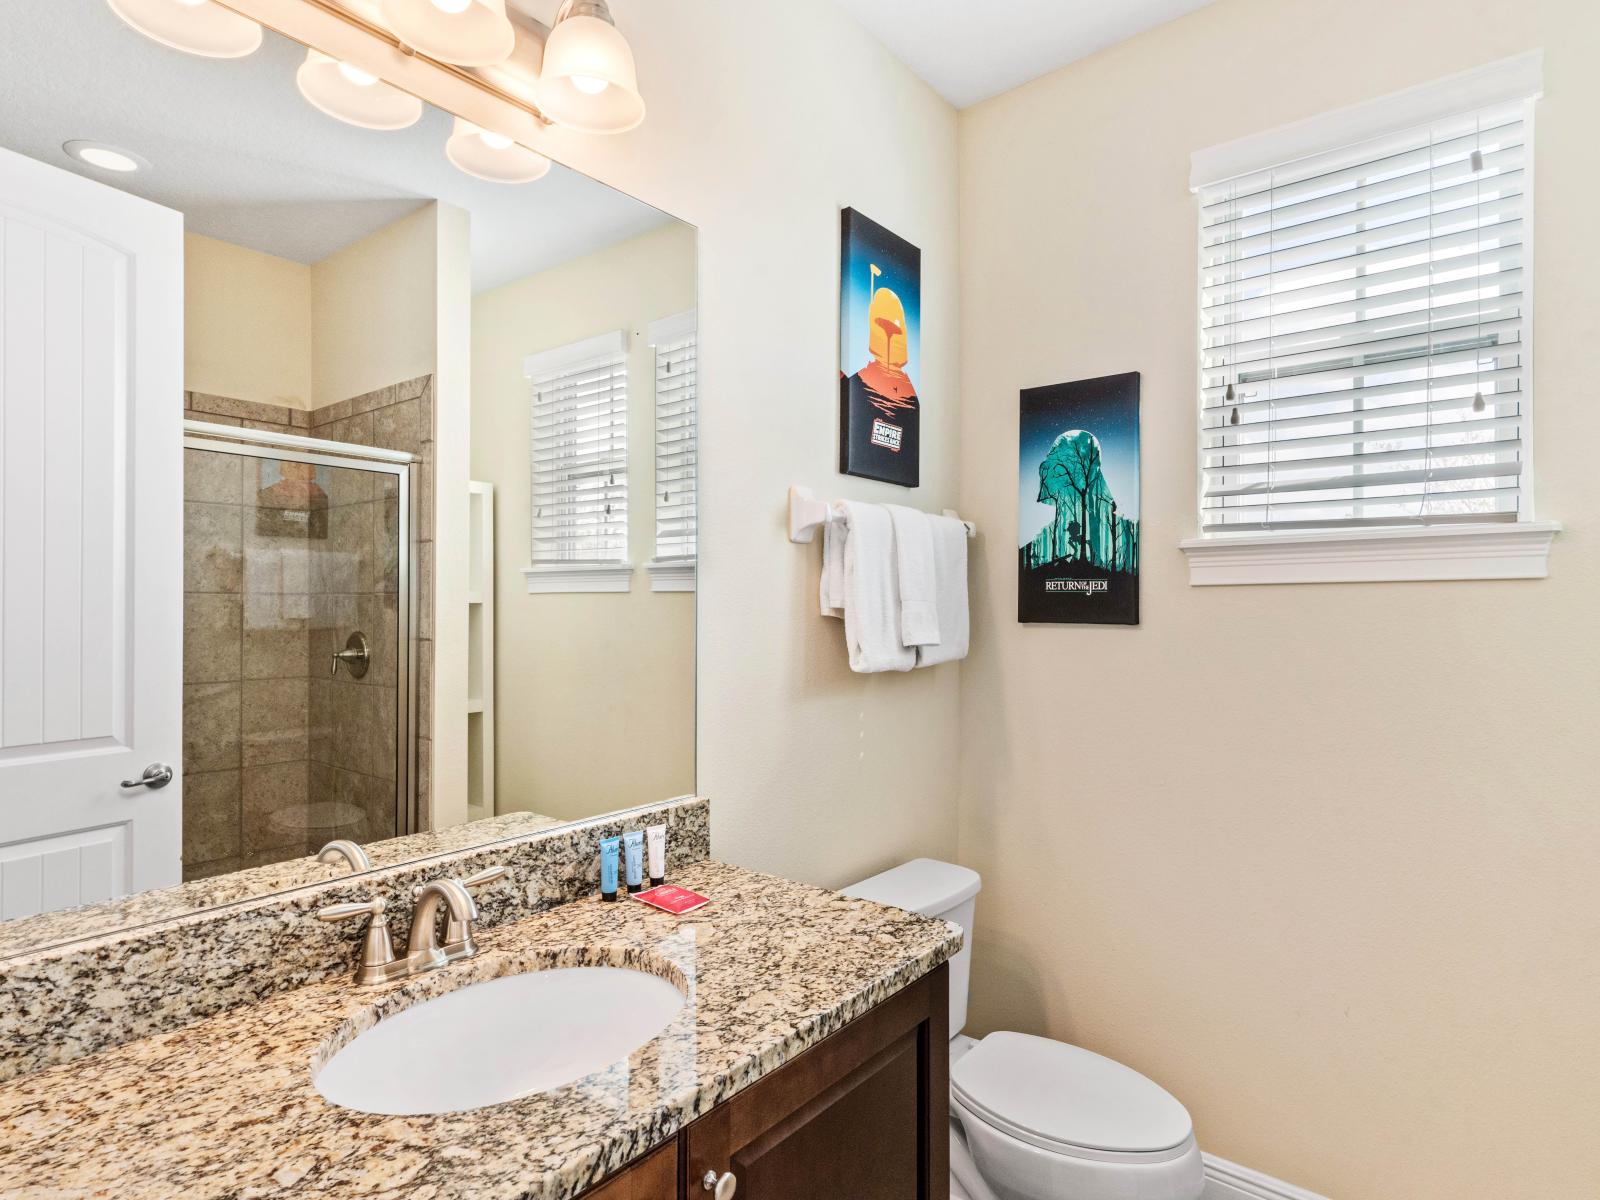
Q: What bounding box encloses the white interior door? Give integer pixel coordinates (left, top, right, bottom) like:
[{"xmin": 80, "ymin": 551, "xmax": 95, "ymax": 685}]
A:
[{"xmin": 0, "ymin": 146, "xmax": 183, "ymax": 919}]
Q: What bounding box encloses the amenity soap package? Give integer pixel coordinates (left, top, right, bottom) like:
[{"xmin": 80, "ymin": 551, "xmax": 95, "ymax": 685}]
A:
[{"xmin": 631, "ymin": 885, "xmax": 710, "ymax": 915}]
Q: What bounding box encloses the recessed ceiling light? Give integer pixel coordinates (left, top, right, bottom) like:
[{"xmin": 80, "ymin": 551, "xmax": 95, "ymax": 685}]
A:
[{"xmin": 63, "ymin": 140, "xmax": 149, "ymax": 173}]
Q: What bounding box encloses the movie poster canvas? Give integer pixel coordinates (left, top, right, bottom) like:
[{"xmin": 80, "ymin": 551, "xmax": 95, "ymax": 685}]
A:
[
  {"xmin": 839, "ymin": 208, "xmax": 920, "ymax": 487},
  {"xmin": 1018, "ymin": 372, "xmax": 1140, "ymax": 625}
]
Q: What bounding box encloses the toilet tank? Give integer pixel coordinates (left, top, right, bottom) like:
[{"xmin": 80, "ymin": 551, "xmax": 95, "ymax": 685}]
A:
[{"xmin": 841, "ymin": 859, "xmax": 981, "ymax": 1037}]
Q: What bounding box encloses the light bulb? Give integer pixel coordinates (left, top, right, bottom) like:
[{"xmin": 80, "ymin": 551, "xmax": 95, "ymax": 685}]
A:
[
  {"xmin": 77, "ymin": 146, "xmax": 141, "ymax": 172},
  {"xmin": 431, "ymin": 0, "xmax": 472, "ymax": 11},
  {"xmin": 570, "ymin": 74, "xmax": 610, "ymax": 95},
  {"xmin": 337, "ymin": 61, "xmax": 378, "ymax": 87},
  {"xmin": 478, "ymin": 129, "xmax": 514, "ymax": 150}
]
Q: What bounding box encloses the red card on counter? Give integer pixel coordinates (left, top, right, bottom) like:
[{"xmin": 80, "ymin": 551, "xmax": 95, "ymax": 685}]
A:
[{"xmin": 632, "ymin": 885, "xmax": 711, "ymax": 915}]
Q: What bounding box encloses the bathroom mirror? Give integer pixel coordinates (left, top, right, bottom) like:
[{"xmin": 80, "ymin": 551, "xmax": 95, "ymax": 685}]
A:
[{"xmin": 0, "ymin": 3, "xmax": 696, "ymax": 955}]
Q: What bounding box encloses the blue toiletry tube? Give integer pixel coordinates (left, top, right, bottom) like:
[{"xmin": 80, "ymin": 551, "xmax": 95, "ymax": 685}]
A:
[
  {"xmin": 623, "ymin": 830, "xmax": 645, "ymax": 893},
  {"xmin": 599, "ymin": 836, "xmax": 621, "ymax": 901}
]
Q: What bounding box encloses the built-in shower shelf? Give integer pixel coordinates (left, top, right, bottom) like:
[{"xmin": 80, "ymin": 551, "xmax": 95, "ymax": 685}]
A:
[{"xmin": 467, "ymin": 482, "xmax": 496, "ymax": 814}]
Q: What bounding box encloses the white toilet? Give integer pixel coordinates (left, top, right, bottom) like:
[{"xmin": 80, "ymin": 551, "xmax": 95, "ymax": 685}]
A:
[{"xmin": 843, "ymin": 860, "xmax": 1205, "ymax": 1200}]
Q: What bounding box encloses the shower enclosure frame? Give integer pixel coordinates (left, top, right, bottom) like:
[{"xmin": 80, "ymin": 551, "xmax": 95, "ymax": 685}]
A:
[{"xmin": 182, "ymin": 420, "xmax": 420, "ymax": 842}]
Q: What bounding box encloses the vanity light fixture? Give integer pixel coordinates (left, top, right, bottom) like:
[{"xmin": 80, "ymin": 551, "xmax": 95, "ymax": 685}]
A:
[
  {"xmin": 445, "ymin": 117, "xmax": 551, "ymax": 183},
  {"xmin": 296, "ymin": 49, "xmax": 424, "ymax": 130},
  {"xmin": 106, "ymin": 0, "xmax": 263, "ymax": 58},
  {"xmin": 538, "ymin": 0, "xmax": 645, "ymax": 134},
  {"xmin": 378, "ymin": 0, "xmax": 516, "ymax": 68},
  {"xmin": 63, "ymin": 140, "xmax": 148, "ymax": 173}
]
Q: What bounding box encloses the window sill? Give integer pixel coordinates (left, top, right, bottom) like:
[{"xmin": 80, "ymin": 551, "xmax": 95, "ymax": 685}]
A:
[
  {"xmin": 1179, "ymin": 521, "xmax": 1561, "ymax": 586},
  {"xmin": 522, "ymin": 562, "xmax": 633, "ymax": 594},
  {"xmin": 646, "ymin": 559, "xmax": 696, "ymax": 592}
]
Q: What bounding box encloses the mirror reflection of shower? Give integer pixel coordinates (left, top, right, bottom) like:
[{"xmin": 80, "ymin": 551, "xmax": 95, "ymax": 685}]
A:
[{"xmin": 182, "ymin": 422, "xmax": 417, "ymax": 882}]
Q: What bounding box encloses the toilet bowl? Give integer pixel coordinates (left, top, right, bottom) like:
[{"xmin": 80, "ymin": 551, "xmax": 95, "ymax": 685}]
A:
[{"xmin": 842, "ymin": 860, "xmax": 1205, "ymax": 1200}]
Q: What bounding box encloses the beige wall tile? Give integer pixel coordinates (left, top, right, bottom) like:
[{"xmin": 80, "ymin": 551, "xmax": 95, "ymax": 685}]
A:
[
  {"xmin": 183, "ymin": 502, "xmax": 242, "ymax": 593},
  {"xmin": 242, "ymin": 677, "xmax": 310, "ymax": 766},
  {"xmin": 372, "ymin": 398, "xmax": 420, "ymax": 455},
  {"xmin": 242, "ymin": 761, "xmax": 310, "ymax": 854},
  {"xmin": 183, "ymin": 593, "xmax": 241, "ymax": 684},
  {"xmin": 182, "ymin": 769, "xmax": 241, "ymax": 866},
  {"xmin": 183, "ymin": 682, "xmax": 241, "ymax": 774},
  {"xmin": 184, "ymin": 448, "xmax": 242, "ymax": 505}
]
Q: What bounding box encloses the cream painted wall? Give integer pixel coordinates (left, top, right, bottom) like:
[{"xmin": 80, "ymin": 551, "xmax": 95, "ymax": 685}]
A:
[
  {"xmin": 183, "ymin": 232, "xmax": 312, "ymax": 409},
  {"xmin": 471, "ymin": 222, "xmax": 696, "ymax": 822},
  {"xmin": 521, "ymin": 2, "xmax": 963, "ymax": 883},
  {"xmin": 310, "ymin": 204, "xmax": 439, "ymax": 409},
  {"xmin": 956, "ymin": 2, "xmax": 1600, "ymax": 1197}
]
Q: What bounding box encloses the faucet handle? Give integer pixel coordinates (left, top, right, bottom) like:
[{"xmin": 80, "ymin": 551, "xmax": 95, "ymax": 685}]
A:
[
  {"xmin": 461, "ymin": 865, "xmax": 508, "ymax": 891},
  {"xmin": 317, "ymin": 896, "xmax": 402, "ymax": 986},
  {"xmin": 317, "ymin": 896, "xmax": 386, "ymax": 922}
]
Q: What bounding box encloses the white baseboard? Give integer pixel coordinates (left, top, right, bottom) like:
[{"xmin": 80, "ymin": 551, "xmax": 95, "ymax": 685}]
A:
[{"xmin": 1203, "ymin": 1153, "xmax": 1330, "ymax": 1200}]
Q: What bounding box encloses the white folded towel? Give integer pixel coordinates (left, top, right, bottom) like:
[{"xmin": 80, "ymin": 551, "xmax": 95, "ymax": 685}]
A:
[
  {"xmin": 820, "ymin": 503, "xmax": 847, "ymax": 618},
  {"xmin": 915, "ymin": 514, "xmax": 969, "ymax": 667},
  {"xmin": 827, "ymin": 501, "xmax": 916, "ymax": 673},
  {"xmin": 885, "ymin": 505, "xmax": 939, "ymax": 647}
]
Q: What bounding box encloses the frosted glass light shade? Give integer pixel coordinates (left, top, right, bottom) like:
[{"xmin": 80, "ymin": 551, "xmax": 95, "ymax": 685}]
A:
[
  {"xmin": 539, "ymin": 13, "xmax": 644, "ymax": 133},
  {"xmin": 106, "ymin": 0, "xmax": 262, "ymax": 58},
  {"xmin": 296, "ymin": 50, "xmax": 423, "ymax": 130},
  {"xmin": 379, "ymin": 0, "xmax": 515, "ymax": 67},
  {"xmin": 445, "ymin": 118, "xmax": 550, "ymax": 184}
]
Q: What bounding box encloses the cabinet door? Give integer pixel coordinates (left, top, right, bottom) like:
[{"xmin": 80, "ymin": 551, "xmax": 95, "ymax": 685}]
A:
[
  {"xmin": 685, "ymin": 965, "xmax": 948, "ymax": 1200},
  {"xmin": 583, "ymin": 1141, "xmax": 678, "ymax": 1200}
]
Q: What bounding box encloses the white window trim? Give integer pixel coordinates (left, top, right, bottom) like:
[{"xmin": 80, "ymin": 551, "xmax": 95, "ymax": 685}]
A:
[
  {"xmin": 647, "ymin": 309, "xmax": 697, "ymax": 589},
  {"xmin": 645, "ymin": 559, "xmax": 695, "ymax": 592},
  {"xmin": 522, "ymin": 561, "xmax": 633, "ymax": 594},
  {"xmin": 1180, "ymin": 520, "xmax": 1559, "ymax": 585},
  {"xmin": 1185, "ymin": 52, "xmax": 1557, "ymax": 585}
]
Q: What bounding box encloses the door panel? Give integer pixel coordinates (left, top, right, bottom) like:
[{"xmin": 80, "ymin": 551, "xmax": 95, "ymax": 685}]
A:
[
  {"xmin": 0, "ymin": 146, "xmax": 183, "ymax": 912},
  {"xmin": 684, "ymin": 966, "xmax": 949, "ymax": 1200}
]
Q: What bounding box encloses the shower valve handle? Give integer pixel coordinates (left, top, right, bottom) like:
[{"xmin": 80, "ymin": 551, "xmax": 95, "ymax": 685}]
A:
[{"xmin": 330, "ymin": 631, "xmax": 372, "ymax": 679}]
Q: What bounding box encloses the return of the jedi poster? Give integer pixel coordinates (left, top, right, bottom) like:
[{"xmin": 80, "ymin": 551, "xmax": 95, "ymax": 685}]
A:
[{"xmin": 1017, "ymin": 372, "xmax": 1140, "ymax": 625}]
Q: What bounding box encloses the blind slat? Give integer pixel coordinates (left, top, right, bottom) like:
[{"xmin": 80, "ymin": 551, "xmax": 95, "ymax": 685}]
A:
[
  {"xmin": 1198, "ymin": 103, "xmax": 1531, "ymax": 533},
  {"xmin": 529, "ymin": 344, "xmax": 628, "ymax": 564}
]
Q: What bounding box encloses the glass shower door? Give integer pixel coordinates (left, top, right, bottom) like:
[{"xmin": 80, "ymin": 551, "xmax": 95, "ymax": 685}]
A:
[{"xmin": 182, "ymin": 439, "xmax": 409, "ymax": 881}]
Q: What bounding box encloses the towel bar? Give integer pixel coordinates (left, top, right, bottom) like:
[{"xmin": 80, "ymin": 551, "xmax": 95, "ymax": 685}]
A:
[{"xmin": 787, "ymin": 485, "xmax": 977, "ymax": 544}]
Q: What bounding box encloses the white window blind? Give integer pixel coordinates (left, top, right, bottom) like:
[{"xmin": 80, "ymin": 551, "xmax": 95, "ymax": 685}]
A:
[
  {"xmin": 650, "ymin": 311, "xmax": 697, "ymax": 563},
  {"xmin": 1198, "ymin": 98, "xmax": 1534, "ymax": 533},
  {"xmin": 525, "ymin": 331, "xmax": 628, "ymax": 564}
]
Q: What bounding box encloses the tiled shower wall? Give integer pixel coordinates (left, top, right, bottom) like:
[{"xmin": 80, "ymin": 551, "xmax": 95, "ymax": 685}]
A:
[{"xmin": 181, "ymin": 380, "xmax": 434, "ymax": 880}]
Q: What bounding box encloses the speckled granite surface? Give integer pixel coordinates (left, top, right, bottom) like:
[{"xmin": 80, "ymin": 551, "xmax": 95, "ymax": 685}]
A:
[
  {"xmin": 0, "ymin": 797, "xmax": 710, "ymax": 1081},
  {"xmin": 0, "ymin": 860, "xmax": 960, "ymax": 1200},
  {"xmin": 0, "ymin": 810, "xmax": 571, "ymax": 959}
]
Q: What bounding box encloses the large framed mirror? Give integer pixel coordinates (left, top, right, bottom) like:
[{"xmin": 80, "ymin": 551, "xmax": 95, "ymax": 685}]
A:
[{"xmin": 0, "ymin": 1, "xmax": 696, "ymax": 955}]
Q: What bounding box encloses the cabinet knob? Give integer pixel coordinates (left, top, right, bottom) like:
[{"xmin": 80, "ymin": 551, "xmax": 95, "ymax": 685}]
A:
[{"xmin": 702, "ymin": 1170, "xmax": 737, "ymax": 1199}]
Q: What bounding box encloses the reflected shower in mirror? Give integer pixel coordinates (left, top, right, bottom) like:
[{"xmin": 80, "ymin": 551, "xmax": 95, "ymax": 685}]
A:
[{"xmin": 0, "ymin": 2, "xmax": 695, "ymax": 953}]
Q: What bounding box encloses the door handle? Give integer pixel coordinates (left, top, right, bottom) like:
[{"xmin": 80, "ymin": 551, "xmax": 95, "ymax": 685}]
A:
[
  {"xmin": 120, "ymin": 763, "xmax": 174, "ymax": 790},
  {"xmin": 702, "ymin": 1171, "xmax": 737, "ymax": 1199}
]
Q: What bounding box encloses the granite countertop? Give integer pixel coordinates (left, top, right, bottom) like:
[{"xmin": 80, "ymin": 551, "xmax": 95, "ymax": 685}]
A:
[
  {"xmin": 0, "ymin": 860, "xmax": 961, "ymax": 1200},
  {"xmin": 0, "ymin": 810, "xmax": 568, "ymax": 959}
]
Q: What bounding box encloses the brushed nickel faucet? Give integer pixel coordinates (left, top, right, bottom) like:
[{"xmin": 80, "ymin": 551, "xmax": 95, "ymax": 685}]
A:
[
  {"xmin": 317, "ymin": 865, "xmax": 508, "ymax": 986},
  {"xmin": 317, "ymin": 839, "xmax": 372, "ymax": 873}
]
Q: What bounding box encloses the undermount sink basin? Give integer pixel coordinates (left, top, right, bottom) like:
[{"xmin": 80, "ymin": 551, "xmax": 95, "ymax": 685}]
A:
[{"xmin": 314, "ymin": 966, "xmax": 687, "ymax": 1115}]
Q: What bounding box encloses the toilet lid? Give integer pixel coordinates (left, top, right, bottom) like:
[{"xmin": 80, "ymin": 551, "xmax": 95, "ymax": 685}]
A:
[{"xmin": 951, "ymin": 1032, "xmax": 1193, "ymax": 1156}]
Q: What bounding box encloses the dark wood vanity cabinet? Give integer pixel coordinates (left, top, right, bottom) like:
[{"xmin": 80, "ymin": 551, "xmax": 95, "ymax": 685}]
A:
[{"xmin": 579, "ymin": 964, "xmax": 949, "ymax": 1200}]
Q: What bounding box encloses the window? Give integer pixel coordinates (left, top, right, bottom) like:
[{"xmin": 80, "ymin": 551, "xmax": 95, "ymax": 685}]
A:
[
  {"xmin": 523, "ymin": 330, "xmax": 630, "ymax": 593},
  {"xmin": 648, "ymin": 311, "xmax": 697, "ymax": 591},
  {"xmin": 1183, "ymin": 53, "xmax": 1557, "ymax": 584}
]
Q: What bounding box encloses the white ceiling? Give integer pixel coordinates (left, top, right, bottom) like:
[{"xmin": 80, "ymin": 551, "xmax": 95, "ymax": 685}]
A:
[
  {"xmin": 837, "ymin": 0, "xmax": 1218, "ymax": 109},
  {"xmin": 0, "ymin": 4, "xmax": 678, "ymax": 293}
]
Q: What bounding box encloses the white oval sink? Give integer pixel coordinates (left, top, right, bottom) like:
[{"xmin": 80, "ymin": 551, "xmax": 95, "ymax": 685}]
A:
[{"xmin": 314, "ymin": 966, "xmax": 686, "ymax": 1115}]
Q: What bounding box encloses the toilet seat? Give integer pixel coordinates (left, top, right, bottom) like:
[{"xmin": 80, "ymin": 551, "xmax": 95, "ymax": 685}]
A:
[{"xmin": 951, "ymin": 1032, "xmax": 1195, "ymax": 1164}]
